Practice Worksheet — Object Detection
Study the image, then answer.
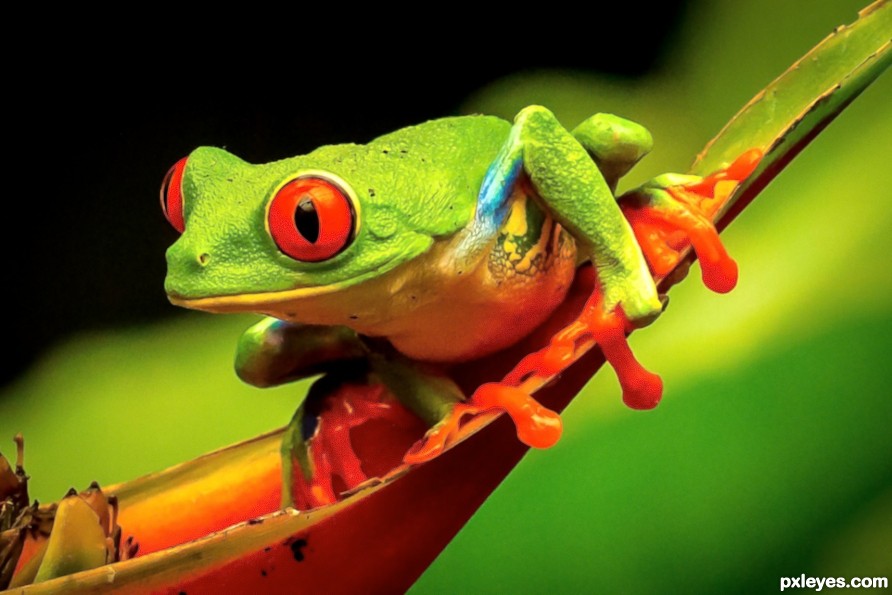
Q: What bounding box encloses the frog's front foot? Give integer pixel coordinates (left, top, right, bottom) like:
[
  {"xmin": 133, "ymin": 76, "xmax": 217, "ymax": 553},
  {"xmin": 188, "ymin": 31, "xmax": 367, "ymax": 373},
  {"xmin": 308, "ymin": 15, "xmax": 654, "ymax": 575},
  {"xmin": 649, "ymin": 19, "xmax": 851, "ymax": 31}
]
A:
[
  {"xmin": 403, "ymin": 385, "xmax": 563, "ymax": 464},
  {"xmin": 621, "ymin": 149, "xmax": 762, "ymax": 293}
]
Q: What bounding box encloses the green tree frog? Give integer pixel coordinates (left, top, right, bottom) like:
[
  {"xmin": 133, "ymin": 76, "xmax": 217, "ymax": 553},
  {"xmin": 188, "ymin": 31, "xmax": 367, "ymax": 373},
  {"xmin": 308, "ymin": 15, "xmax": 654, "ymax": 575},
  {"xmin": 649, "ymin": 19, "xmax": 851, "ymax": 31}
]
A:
[{"xmin": 161, "ymin": 106, "xmax": 757, "ymax": 506}]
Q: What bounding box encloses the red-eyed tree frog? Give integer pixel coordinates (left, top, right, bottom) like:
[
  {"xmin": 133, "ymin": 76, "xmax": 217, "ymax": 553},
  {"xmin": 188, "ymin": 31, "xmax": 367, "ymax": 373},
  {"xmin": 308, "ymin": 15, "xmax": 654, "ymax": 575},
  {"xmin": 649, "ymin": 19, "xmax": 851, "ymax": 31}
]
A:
[{"xmin": 161, "ymin": 106, "xmax": 758, "ymax": 507}]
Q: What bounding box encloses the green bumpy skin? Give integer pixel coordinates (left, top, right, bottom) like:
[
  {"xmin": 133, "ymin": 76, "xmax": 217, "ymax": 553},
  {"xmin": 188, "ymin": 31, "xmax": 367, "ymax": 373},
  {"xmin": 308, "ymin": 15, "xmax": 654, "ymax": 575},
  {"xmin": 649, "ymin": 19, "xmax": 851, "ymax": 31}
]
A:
[{"xmin": 162, "ymin": 106, "xmax": 744, "ymax": 505}]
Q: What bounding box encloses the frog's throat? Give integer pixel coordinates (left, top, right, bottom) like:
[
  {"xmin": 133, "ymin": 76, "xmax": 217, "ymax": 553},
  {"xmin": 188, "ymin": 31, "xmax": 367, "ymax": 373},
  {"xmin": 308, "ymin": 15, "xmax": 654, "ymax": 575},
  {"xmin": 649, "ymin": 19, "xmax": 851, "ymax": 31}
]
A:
[{"xmin": 168, "ymin": 282, "xmax": 350, "ymax": 313}]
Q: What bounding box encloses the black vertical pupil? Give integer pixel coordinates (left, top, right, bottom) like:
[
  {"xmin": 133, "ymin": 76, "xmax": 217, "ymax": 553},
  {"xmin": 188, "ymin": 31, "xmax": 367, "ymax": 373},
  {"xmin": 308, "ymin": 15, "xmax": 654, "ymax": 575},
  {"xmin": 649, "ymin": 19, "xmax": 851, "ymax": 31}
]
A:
[{"xmin": 295, "ymin": 196, "xmax": 320, "ymax": 243}]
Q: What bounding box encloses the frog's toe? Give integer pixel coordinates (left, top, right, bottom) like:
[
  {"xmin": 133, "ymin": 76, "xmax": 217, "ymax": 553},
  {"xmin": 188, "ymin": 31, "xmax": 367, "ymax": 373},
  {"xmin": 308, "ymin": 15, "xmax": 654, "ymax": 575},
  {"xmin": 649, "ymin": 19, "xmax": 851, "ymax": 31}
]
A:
[
  {"xmin": 619, "ymin": 359, "xmax": 664, "ymax": 410},
  {"xmin": 471, "ymin": 383, "xmax": 563, "ymax": 449},
  {"xmin": 403, "ymin": 433, "xmax": 448, "ymax": 464},
  {"xmin": 582, "ymin": 300, "xmax": 664, "ymax": 410},
  {"xmin": 502, "ymin": 339, "xmax": 576, "ymax": 385}
]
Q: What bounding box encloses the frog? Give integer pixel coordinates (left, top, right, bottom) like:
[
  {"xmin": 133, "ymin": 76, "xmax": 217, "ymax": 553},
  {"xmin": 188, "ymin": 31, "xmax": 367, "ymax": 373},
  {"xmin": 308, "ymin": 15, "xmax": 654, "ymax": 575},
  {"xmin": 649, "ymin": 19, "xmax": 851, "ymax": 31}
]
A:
[{"xmin": 161, "ymin": 106, "xmax": 759, "ymax": 507}]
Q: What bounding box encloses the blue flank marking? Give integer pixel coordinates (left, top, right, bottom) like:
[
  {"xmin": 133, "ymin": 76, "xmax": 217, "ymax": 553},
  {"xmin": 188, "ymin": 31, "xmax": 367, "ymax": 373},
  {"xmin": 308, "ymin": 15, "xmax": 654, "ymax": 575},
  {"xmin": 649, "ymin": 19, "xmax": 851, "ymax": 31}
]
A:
[
  {"xmin": 478, "ymin": 153, "xmax": 522, "ymax": 232},
  {"xmin": 455, "ymin": 127, "xmax": 524, "ymax": 259}
]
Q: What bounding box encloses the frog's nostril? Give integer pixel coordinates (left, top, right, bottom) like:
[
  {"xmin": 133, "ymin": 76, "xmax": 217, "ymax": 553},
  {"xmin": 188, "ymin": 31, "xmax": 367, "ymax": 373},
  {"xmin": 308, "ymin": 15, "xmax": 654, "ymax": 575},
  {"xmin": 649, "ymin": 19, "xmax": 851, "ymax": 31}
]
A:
[{"xmin": 198, "ymin": 253, "xmax": 211, "ymax": 266}]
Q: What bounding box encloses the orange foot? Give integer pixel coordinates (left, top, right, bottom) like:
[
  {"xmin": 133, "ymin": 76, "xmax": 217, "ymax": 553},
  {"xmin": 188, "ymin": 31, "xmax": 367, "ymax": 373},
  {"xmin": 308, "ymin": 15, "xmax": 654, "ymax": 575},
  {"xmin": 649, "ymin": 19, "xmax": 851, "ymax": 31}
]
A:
[
  {"xmin": 404, "ymin": 384, "xmax": 563, "ymax": 465},
  {"xmin": 623, "ymin": 148, "xmax": 762, "ymax": 294}
]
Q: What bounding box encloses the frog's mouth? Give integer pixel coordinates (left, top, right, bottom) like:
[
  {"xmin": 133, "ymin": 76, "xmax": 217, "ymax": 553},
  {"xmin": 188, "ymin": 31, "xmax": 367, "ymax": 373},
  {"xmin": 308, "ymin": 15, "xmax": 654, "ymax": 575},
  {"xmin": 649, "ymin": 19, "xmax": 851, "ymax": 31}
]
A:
[{"xmin": 167, "ymin": 282, "xmax": 351, "ymax": 314}]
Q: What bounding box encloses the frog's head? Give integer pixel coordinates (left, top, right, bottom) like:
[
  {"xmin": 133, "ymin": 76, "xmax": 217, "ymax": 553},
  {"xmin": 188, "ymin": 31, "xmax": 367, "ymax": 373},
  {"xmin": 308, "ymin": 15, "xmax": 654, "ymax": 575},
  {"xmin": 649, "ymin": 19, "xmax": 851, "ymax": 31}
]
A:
[{"xmin": 162, "ymin": 145, "xmax": 474, "ymax": 314}]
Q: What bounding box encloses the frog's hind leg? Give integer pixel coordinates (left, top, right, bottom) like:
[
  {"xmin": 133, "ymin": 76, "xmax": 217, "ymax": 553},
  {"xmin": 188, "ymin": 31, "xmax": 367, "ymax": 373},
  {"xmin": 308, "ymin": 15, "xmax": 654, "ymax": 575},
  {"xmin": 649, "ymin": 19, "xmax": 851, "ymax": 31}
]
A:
[{"xmin": 284, "ymin": 372, "xmax": 425, "ymax": 509}]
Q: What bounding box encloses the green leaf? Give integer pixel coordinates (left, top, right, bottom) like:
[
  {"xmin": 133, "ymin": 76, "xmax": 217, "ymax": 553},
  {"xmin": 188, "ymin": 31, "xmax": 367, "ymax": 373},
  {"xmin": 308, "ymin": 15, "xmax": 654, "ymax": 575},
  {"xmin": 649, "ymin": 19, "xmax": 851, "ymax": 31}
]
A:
[{"xmin": 691, "ymin": 0, "xmax": 890, "ymax": 221}]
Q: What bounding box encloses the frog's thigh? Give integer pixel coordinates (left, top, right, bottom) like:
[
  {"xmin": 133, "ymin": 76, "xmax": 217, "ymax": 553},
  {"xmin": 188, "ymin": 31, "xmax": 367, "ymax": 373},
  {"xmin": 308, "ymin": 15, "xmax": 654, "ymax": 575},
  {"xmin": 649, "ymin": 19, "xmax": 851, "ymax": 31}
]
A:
[
  {"xmin": 235, "ymin": 318, "xmax": 367, "ymax": 388},
  {"xmin": 571, "ymin": 114, "xmax": 653, "ymax": 191}
]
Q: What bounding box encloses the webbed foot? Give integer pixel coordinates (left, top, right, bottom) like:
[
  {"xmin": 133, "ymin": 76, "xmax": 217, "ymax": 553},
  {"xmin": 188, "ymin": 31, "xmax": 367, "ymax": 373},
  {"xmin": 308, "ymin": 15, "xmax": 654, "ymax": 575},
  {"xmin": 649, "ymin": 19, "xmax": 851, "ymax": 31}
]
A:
[
  {"xmin": 622, "ymin": 149, "xmax": 762, "ymax": 293},
  {"xmin": 403, "ymin": 384, "xmax": 562, "ymax": 465}
]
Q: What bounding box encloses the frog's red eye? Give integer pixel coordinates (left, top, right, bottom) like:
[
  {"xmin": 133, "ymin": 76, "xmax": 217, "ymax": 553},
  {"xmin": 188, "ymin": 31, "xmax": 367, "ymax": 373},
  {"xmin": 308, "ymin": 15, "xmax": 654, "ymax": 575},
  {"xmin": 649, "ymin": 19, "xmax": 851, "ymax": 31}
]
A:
[
  {"xmin": 161, "ymin": 157, "xmax": 188, "ymax": 233},
  {"xmin": 268, "ymin": 176, "xmax": 356, "ymax": 262}
]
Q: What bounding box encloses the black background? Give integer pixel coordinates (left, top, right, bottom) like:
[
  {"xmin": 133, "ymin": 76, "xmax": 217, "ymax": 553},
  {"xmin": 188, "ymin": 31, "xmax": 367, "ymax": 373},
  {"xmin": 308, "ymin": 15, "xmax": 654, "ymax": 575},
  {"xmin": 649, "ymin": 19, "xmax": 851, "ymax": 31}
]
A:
[{"xmin": 4, "ymin": 6, "xmax": 688, "ymax": 385}]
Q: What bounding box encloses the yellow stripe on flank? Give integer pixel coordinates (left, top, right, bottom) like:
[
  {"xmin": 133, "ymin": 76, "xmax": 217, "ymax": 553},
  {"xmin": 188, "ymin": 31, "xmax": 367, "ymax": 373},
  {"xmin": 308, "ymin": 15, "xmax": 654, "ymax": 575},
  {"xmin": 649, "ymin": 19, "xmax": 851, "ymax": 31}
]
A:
[
  {"xmin": 493, "ymin": 194, "xmax": 560, "ymax": 278},
  {"xmin": 503, "ymin": 193, "xmax": 531, "ymax": 236}
]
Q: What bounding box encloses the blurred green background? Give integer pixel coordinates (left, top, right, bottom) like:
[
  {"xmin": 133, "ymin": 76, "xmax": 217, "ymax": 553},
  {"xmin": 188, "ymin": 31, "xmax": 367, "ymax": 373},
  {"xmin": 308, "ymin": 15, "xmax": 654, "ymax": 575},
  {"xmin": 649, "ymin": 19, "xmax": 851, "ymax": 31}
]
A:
[{"xmin": 2, "ymin": 1, "xmax": 890, "ymax": 593}]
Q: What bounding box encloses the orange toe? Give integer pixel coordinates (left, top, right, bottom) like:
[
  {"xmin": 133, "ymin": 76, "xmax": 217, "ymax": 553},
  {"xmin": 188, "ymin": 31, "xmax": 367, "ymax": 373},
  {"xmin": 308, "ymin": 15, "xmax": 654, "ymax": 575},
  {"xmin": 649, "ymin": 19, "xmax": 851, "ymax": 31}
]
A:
[{"xmin": 471, "ymin": 383, "xmax": 563, "ymax": 449}]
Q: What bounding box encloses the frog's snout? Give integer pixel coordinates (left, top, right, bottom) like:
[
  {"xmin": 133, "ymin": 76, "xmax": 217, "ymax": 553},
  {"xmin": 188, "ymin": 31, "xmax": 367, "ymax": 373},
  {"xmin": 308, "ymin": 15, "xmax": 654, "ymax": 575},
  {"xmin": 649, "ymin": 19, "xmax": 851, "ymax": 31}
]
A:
[
  {"xmin": 166, "ymin": 240, "xmax": 212, "ymax": 270},
  {"xmin": 164, "ymin": 239, "xmax": 215, "ymax": 300}
]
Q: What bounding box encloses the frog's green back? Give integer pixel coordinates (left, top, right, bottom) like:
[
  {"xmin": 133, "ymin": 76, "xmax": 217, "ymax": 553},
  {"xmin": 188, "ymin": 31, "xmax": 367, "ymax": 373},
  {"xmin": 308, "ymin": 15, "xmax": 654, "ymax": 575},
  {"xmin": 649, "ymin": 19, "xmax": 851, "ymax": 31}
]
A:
[{"xmin": 352, "ymin": 114, "xmax": 511, "ymax": 235}]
